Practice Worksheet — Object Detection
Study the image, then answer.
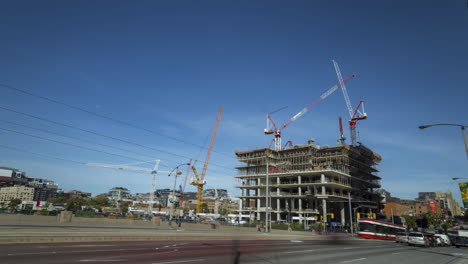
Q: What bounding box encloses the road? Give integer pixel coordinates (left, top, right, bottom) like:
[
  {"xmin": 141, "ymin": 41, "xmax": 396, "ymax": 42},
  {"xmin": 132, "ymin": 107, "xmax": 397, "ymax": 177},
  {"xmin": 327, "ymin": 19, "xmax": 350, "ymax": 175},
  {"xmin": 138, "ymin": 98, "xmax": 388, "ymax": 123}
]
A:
[{"xmin": 1, "ymin": 239, "xmax": 467, "ymax": 264}]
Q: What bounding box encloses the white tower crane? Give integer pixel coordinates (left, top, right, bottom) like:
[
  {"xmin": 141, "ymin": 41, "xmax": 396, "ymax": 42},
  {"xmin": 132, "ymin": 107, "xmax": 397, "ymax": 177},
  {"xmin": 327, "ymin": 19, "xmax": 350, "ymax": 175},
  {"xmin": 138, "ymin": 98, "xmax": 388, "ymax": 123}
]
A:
[
  {"xmin": 332, "ymin": 60, "xmax": 367, "ymax": 146},
  {"xmin": 87, "ymin": 160, "xmax": 169, "ymax": 215}
]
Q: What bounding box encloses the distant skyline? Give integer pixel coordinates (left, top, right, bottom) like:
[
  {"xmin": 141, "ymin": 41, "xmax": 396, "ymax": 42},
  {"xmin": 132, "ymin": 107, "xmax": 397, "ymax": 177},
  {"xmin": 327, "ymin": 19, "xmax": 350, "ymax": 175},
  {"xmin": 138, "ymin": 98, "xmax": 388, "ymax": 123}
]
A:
[{"xmin": 1, "ymin": 1, "xmax": 467, "ymax": 204}]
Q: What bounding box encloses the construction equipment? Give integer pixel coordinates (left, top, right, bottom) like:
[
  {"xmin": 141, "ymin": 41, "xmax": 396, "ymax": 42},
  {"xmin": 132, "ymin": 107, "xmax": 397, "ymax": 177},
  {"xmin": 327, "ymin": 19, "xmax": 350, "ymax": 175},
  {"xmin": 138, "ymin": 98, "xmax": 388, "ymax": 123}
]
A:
[
  {"xmin": 338, "ymin": 117, "xmax": 346, "ymax": 145},
  {"xmin": 178, "ymin": 159, "xmax": 193, "ymax": 208},
  {"xmin": 87, "ymin": 160, "xmax": 169, "ymax": 215},
  {"xmin": 264, "ymin": 74, "xmax": 356, "ymax": 151},
  {"xmin": 190, "ymin": 107, "xmax": 224, "ymax": 214},
  {"xmin": 332, "ymin": 60, "xmax": 367, "ymax": 146}
]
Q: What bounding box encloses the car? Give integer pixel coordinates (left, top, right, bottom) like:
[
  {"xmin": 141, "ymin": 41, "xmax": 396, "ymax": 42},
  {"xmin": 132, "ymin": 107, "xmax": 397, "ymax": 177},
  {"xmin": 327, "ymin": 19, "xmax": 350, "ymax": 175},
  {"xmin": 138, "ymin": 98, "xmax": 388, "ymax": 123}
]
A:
[
  {"xmin": 408, "ymin": 232, "xmax": 429, "ymax": 247},
  {"xmin": 434, "ymin": 234, "xmax": 451, "ymax": 246},
  {"xmin": 454, "ymin": 236, "xmax": 468, "ymax": 248},
  {"xmin": 395, "ymin": 232, "xmax": 408, "ymax": 243}
]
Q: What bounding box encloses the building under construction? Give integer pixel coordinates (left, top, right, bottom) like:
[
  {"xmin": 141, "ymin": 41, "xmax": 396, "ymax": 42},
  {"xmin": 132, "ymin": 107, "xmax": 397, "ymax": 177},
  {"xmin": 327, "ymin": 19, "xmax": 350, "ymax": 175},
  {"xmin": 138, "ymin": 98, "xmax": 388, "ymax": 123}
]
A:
[{"xmin": 235, "ymin": 139, "xmax": 382, "ymax": 226}]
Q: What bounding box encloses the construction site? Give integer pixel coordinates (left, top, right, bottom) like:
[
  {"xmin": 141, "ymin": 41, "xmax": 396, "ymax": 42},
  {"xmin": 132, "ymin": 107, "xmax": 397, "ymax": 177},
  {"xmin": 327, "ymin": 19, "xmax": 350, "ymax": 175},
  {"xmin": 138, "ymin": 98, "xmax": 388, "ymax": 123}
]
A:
[{"xmin": 234, "ymin": 60, "xmax": 383, "ymax": 227}]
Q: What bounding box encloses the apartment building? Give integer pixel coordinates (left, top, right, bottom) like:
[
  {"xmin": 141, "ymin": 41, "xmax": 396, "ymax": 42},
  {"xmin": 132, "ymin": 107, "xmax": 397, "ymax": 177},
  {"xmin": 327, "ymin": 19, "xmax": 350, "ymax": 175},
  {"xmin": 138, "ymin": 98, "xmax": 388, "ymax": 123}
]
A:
[{"xmin": 0, "ymin": 186, "xmax": 34, "ymax": 202}]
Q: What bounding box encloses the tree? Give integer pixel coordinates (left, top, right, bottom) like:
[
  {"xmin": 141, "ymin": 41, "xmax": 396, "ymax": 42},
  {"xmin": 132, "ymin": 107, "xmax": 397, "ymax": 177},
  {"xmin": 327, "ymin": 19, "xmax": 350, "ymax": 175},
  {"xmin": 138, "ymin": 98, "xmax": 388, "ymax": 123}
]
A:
[
  {"xmin": 66, "ymin": 197, "xmax": 87, "ymax": 211},
  {"xmin": 8, "ymin": 198, "xmax": 22, "ymax": 211},
  {"xmin": 89, "ymin": 196, "xmax": 110, "ymax": 210},
  {"xmin": 402, "ymin": 215, "xmax": 417, "ymax": 230}
]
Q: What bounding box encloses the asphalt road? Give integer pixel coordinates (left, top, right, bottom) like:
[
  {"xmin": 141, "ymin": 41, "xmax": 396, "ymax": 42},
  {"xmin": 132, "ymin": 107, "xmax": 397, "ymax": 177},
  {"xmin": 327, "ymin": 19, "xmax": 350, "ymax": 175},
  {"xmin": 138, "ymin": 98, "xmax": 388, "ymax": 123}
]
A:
[{"xmin": 1, "ymin": 239, "xmax": 468, "ymax": 264}]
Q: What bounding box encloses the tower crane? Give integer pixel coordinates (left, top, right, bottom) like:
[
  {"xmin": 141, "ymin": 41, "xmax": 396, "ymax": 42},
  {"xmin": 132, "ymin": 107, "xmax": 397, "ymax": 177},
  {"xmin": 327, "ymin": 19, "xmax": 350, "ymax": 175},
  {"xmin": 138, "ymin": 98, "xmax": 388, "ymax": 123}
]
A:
[
  {"xmin": 190, "ymin": 107, "xmax": 224, "ymax": 214},
  {"xmin": 332, "ymin": 60, "xmax": 367, "ymax": 146},
  {"xmin": 264, "ymin": 74, "xmax": 356, "ymax": 151},
  {"xmin": 87, "ymin": 160, "xmax": 169, "ymax": 215}
]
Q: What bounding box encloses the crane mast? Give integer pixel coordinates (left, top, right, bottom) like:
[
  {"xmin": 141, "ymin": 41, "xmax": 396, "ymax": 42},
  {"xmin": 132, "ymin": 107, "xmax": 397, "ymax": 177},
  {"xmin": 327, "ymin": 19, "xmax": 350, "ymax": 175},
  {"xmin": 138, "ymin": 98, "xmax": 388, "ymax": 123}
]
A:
[
  {"xmin": 332, "ymin": 60, "xmax": 367, "ymax": 146},
  {"xmin": 190, "ymin": 107, "xmax": 224, "ymax": 214}
]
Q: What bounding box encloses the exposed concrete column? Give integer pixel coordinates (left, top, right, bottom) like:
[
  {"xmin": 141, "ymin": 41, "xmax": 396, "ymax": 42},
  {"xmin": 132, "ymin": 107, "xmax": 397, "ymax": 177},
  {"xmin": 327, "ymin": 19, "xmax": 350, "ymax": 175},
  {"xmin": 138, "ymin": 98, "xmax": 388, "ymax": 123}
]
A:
[
  {"xmin": 322, "ymin": 199, "xmax": 327, "ymax": 224},
  {"xmin": 277, "ymin": 199, "xmax": 280, "ymax": 221},
  {"xmin": 298, "ymin": 175, "xmax": 301, "ymax": 184},
  {"xmin": 322, "ymin": 186, "xmax": 326, "ymax": 195},
  {"xmin": 321, "ymin": 174, "xmax": 325, "ymax": 183},
  {"xmin": 340, "ymin": 206, "xmax": 345, "ymax": 226}
]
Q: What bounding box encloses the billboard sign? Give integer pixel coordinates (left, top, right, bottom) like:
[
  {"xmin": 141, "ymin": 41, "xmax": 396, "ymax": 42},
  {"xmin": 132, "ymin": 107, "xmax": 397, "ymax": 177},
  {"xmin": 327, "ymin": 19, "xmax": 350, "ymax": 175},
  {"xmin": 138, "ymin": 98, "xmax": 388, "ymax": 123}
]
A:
[
  {"xmin": 428, "ymin": 200, "xmax": 437, "ymax": 213},
  {"xmin": 458, "ymin": 182, "xmax": 468, "ymax": 208}
]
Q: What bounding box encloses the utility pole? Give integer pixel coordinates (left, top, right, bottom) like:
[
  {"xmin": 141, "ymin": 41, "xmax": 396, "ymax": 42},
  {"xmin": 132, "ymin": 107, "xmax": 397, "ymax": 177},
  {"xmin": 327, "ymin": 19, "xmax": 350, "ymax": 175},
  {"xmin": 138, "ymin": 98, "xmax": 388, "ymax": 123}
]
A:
[
  {"xmin": 265, "ymin": 156, "xmax": 270, "ymax": 233},
  {"xmin": 348, "ymin": 192, "xmax": 353, "ymax": 236},
  {"xmin": 391, "ymin": 208, "xmax": 394, "ymax": 224}
]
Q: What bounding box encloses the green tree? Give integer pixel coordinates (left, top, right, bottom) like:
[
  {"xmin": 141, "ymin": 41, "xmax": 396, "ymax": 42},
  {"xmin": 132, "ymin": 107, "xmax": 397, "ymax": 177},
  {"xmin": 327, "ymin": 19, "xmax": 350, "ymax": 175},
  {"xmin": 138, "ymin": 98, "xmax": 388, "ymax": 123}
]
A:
[
  {"xmin": 66, "ymin": 197, "xmax": 87, "ymax": 211},
  {"xmin": 89, "ymin": 196, "xmax": 110, "ymax": 210},
  {"xmin": 120, "ymin": 204, "xmax": 129, "ymax": 215},
  {"xmin": 8, "ymin": 198, "xmax": 22, "ymax": 211},
  {"xmin": 402, "ymin": 215, "xmax": 418, "ymax": 230}
]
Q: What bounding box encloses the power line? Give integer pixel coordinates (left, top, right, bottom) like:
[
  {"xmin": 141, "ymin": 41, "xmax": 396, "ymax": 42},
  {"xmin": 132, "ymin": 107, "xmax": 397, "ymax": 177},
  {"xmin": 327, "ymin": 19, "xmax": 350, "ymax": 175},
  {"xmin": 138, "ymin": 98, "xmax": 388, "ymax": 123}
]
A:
[
  {"xmin": 0, "ymin": 144, "xmax": 86, "ymax": 164},
  {"xmin": 0, "ymin": 126, "xmax": 151, "ymax": 162},
  {"xmin": 0, "ymin": 83, "xmax": 234, "ymax": 158},
  {"xmin": 0, "ymin": 105, "xmax": 191, "ymax": 160},
  {"xmin": 0, "ymin": 118, "xmax": 159, "ymax": 160},
  {"xmin": 0, "ymin": 106, "xmax": 235, "ymax": 170}
]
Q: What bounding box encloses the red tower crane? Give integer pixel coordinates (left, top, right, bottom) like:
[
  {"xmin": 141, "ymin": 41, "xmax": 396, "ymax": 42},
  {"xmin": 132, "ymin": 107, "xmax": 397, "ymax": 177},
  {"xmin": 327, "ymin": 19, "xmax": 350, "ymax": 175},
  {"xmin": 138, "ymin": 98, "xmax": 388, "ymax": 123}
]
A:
[
  {"xmin": 264, "ymin": 74, "xmax": 356, "ymax": 151},
  {"xmin": 332, "ymin": 60, "xmax": 367, "ymax": 146}
]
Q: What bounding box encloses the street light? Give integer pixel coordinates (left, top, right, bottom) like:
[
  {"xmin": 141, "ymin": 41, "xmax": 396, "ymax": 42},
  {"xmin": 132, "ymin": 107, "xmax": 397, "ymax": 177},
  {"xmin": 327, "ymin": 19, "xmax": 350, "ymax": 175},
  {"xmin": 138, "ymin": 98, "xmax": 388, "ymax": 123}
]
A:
[
  {"xmin": 418, "ymin": 123, "xmax": 468, "ymax": 159},
  {"xmin": 453, "ymin": 178, "xmax": 468, "ymax": 180},
  {"xmin": 168, "ymin": 163, "xmax": 191, "ymax": 221}
]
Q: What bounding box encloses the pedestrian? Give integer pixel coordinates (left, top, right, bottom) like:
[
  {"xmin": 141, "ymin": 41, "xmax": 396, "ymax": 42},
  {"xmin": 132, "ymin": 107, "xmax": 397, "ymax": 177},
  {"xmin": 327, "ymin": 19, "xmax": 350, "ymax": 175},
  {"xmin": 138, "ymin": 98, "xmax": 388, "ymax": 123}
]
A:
[{"xmin": 288, "ymin": 223, "xmax": 292, "ymax": 232}]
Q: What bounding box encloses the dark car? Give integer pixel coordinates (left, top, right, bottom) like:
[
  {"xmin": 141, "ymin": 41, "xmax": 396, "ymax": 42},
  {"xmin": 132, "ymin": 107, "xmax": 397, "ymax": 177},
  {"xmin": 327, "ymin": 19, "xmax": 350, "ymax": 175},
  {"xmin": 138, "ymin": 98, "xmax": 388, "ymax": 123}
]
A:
[{"xmin": 454, "ymin": 236, "xmax": 468, "ymax": 248}]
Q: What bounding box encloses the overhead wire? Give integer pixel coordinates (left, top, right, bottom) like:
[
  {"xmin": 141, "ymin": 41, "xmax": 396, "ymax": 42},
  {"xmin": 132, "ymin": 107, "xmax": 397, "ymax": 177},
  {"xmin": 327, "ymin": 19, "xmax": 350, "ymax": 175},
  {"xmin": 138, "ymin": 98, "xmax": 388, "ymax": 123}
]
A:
[
  {"xmin": 0, "ymin": 118, "xmax": 161, "ymax": 160},
  {"xmin": 0, "ymin": 106, "xmax": 234, "ymax": 170},
  {"xmin": 0, "ymin": 126, "xmax": 151, "ymax": 162},
  {"xmin": 0, "ymin": 83, "xmax": 234, "ymax": 158},
  {"xmin": 0, "ymin": 144, "xmax": 86, "ymax": 165}
]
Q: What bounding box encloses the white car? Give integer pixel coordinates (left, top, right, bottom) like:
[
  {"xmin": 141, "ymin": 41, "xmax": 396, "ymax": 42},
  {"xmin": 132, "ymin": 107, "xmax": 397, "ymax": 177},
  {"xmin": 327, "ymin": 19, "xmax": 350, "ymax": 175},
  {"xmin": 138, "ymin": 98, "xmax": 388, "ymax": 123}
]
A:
[
  {"xmin": 434, "ymin": 234, "xmax": 451, "ymax": 246},
  {"xmin": 395, "ymin": 232, "xmax": 408, "ymax": 243},
  {"xmin": 408, "ymin": 232, "xmax": 428, "ymax": 247}
]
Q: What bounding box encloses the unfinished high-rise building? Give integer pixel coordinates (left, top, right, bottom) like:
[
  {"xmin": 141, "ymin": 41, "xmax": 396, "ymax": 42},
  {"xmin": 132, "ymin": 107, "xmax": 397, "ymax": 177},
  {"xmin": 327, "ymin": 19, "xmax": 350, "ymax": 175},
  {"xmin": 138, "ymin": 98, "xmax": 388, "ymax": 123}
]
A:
[{"xmin": 235, "ymin": 139, "xmax": 382, "ymax": 226}]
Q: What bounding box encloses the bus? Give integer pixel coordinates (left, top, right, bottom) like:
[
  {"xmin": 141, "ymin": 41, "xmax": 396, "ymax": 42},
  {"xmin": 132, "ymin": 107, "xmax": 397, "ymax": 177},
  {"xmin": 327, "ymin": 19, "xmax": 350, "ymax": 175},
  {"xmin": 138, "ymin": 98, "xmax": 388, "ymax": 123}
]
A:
[{"xmin": 357, "ymin": 219, "xmax": 406, "ymax": 240}]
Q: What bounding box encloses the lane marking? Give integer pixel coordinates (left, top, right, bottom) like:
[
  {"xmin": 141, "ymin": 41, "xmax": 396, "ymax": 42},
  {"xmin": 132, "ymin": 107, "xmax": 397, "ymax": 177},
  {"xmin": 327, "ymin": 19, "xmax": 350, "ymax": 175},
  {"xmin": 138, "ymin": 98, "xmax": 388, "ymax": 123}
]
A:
[
  {"xmin": 341, "ymin": 258, "xmax": 367, "ymax": 263},
  {"xmin": 79, "ymin": 260, "xmax": 126, "ymax": 262},
  {"xmin": 290, "ymin": 240, "xmax": 304, "ymax": 243},
  {"xmin": 152, "ymin": 259, "xmax": 205, "ymax": 264},
  {"xmin": 283, "ymin": 249, "xmax": 320, "ymax": 254}
]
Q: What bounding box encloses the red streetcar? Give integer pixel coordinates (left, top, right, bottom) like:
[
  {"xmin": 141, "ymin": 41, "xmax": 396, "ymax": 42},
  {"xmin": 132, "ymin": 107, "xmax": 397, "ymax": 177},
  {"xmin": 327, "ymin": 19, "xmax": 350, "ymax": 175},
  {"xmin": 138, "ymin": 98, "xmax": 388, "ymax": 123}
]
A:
[{"xmin": 357, "ymin": 219, "xmax": 406, "ymax": 240}]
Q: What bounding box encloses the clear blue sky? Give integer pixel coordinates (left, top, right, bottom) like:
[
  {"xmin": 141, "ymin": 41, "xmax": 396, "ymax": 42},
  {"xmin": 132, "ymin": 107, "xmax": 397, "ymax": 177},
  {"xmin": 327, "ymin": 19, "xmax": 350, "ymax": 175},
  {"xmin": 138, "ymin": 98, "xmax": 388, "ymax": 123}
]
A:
[{"xmin": 0, "ymin": 1, "xmax": 467, "ymax": 203}]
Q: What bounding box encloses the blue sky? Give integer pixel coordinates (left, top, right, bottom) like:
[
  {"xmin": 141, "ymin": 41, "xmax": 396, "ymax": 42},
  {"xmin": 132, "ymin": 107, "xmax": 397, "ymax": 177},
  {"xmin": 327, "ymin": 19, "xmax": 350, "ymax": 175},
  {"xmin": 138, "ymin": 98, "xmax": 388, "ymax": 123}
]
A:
[{"xmin": 0, "ymin": 1, "xmax": 467, "ymax": 203}]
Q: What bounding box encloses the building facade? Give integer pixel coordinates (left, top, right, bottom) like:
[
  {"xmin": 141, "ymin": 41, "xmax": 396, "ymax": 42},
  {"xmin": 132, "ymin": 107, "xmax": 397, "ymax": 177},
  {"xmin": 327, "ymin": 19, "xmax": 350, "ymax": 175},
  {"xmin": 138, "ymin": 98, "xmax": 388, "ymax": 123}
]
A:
[
  {"xmin": 235, "ymin": 140, "xmax": 382, "ymax": 225},
  {"xmin": 0, "ymin": 186, "xmax": 34, "ymax": 203}
]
